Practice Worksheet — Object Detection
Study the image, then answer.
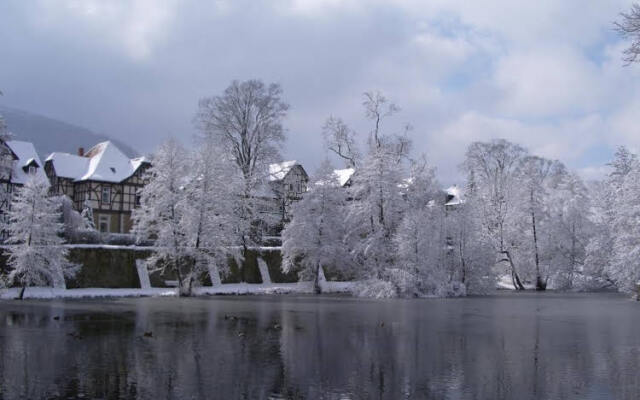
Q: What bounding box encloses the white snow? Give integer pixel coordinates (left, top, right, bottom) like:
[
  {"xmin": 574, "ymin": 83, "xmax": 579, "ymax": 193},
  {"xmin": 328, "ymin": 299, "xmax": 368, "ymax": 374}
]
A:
[
  {"xmin": 0, "ymin": 281, "xmax": 357, "ymax": 299},
  {"xmin": 45, "ymin": 141, "xmax": 148, "ymax": 183},
  {"xmin": 44, "ymin": 152, "xmax": 89, "ymax": 180},
  {"xmin": 268, "ymin": 160, "xmax": 298, "ymax": 181},
  {"xmin": 5, "ymin": 140, "xmax": 48, "ymax": 184},
  {"xmin": 445, "ymin": 185, "xmax": 464, "ymax": 206},
  {"xmin": 333, "ymin": 168, "xmax": 355, "ymax": 187}
]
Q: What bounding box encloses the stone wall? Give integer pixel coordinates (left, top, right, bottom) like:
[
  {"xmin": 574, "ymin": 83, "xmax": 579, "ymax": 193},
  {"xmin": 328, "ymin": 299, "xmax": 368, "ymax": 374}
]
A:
[{"xmin": 1, "ymin": 246, "xmax": 296, "ymax": 289}]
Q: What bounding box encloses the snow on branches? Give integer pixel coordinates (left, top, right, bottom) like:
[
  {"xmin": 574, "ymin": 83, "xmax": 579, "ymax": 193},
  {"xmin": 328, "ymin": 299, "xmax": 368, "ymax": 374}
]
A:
[{"xmin": 1, "ymin": 174, "xmax": 76, "ymax": 299}]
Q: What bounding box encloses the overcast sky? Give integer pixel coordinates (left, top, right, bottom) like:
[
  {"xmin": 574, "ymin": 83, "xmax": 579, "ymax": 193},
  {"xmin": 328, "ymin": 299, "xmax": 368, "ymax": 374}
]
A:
[{"xmin": 2, "ymin": 0, "xmax": 640, "ymax": 183}]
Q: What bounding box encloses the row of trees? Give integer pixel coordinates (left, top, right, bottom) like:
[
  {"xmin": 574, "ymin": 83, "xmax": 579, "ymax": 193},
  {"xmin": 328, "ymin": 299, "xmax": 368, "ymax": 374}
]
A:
[
  {"xmin": 1, "ymin": 79, "xmax": 639, "ymax": 298},
  {"xmin": 282, "ymin": 92, "xmax": 495, "ymax": 297}
]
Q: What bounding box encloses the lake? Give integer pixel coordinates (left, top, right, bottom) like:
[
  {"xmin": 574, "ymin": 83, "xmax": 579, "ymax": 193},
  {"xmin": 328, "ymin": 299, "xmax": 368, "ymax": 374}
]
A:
[{"xmin": 0, "ymin": 292, "xmax": 639, "ymax": 399}]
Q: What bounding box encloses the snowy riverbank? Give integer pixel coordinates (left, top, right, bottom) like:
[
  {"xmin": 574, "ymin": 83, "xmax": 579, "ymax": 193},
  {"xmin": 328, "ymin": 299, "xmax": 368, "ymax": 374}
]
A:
[{"xmin": 0, "ymin": 281, "xmax": 356, "ymax": 300}]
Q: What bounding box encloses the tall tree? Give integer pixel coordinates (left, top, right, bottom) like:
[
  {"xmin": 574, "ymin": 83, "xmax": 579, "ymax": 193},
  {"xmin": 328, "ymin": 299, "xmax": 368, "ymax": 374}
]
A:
[
  {"xmin": 195, "ymin": 79, "xmax": 289, "ymax": 185},
  {"xmin": 132, "ymin": 139, "xmax": 192, "ymax": 295},
  {"xmin": 609, "ymin": 160, "xmax": 640, "ymax": 292},
  {"xmin": 281, "ymin": 160, "xmax": 350, "ymax": 293},
  {"xmin": 545, "ymin": 172, "xmax": 591, "ymax": 289},
  {"xmin": 519, "ymin": 156, "xmax": 565, "ymax": 290},
  {"xmin": 182, "ymin": 140, "xmax": 241, "ymax": 290},
  {"xmin": 584, "ymin": 147, "xmax": 636, "ymax": 288},
  {"xmin": 195, "ymin": 79, "xmax": 289, "ymax": 248},
  {"xmin": 462, "ymin": 139, "xmax": 527, "ymax": 290},
  {"xmin": 2, "ymin": 174, "xmax": 76, "ymax": 299}
]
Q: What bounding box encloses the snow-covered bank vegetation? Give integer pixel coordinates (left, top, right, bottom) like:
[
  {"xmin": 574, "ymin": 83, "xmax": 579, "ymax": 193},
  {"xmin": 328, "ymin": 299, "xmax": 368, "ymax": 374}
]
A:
[{"xmin": 1, "ymin": 80, "xmax": 640, "ymax": 299}]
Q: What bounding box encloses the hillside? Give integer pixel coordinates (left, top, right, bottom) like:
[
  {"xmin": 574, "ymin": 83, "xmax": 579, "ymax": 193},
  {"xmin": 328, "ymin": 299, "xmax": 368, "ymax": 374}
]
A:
[{"xmin": 0, "ymin": 105, "xmax": 138, "ymax": 158}]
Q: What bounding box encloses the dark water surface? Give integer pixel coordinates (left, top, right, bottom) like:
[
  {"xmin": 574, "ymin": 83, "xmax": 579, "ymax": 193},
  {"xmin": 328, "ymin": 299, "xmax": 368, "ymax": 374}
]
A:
[{"xmin": 1, "ymin": 292, "xmax": 639, "ymax": 399}]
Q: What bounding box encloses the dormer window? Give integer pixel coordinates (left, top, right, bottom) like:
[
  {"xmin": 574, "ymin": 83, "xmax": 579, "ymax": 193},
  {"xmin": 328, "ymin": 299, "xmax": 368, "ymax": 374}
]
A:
[{"xmin": 22, "ymin": 159, "xmax": 40, "ymax": 175}]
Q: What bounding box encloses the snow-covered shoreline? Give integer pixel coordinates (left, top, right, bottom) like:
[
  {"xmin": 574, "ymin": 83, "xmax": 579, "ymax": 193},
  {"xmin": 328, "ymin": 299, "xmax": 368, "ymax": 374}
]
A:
[{"xmin": 0, "ymin": 281, "xmax": 356, "ymax": 300}]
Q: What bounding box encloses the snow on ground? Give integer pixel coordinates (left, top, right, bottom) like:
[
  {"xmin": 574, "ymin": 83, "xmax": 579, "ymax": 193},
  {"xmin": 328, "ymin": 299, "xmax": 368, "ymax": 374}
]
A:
[
  {"xmin": 0, "ymin": 281, "xmax": 357, "ymax": 299},
  {"xmin": 495, "ymin": 274, "xmax": 536, "ymax": 290},
  {"xmin": 0, "ymin": 287, "xmax": 177, "ymax": 300}
]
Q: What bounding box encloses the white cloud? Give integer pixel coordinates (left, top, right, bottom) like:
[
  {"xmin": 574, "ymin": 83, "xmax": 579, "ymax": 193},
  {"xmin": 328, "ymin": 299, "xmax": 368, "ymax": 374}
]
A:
[
  {"xmin": 492, "ymin": 47, "xmax": 603, "ymax": 118},
  {"xmin": 33, "ymin": 0, "xmax": 178, "ymax": 60}
]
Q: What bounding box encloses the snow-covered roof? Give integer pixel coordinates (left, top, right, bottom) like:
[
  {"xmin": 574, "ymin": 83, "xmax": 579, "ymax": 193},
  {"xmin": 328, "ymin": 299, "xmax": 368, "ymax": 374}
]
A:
[
  {"xmin": 5, "ymin": 140, "xmax": 48, "ymax": 184},
  {"xmin": 268, "ymin": 160, "xmax": 299, "ymax": 181},
  {"xmin": 45, "ymin": 152, "xmax": 89, "ymax": 180},
  {"xmin": 445, "ymin": 185, "xmax": 464, "ymax": 206},
  {"xmin": 333, "ymin": 168, "xmax": 355, "ymax": 187},
  {"xmin": 46, "ymin": 141, "xmax": 148, "ymax": 183}
]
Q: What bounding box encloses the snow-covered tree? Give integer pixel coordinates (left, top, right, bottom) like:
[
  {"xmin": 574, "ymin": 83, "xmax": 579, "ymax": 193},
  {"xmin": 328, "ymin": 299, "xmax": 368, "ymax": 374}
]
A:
[
  {"xmin": 446, "ymin": 197, "xmax": 496, "ymax": 294},
  {"xmin": 394, "ymin": 202, "xmax": 448, "ymax": 297},
  {"xmin": 282, "ymin": 160, "xmax": 350, "ymax": 293},
  {"xmin": 545, "ymin": 172, "xmax": 592, "ymax": 289},
  {"xmin": 608, "ymin": 156, "xmax": 640, "ymax": 292},
  {"xmin": 195, "ymin": 79, "xmax": 290, "ymax": 249},
  {"xmin": 132, "ymin": 139, "xmax": 193, "ymax": 295},
  {"xmin": 181, "ymin": 140, "xmax": 241, "ymax": 290},
  {"xmin": 1, "ymin": 174, "xmax": 76, "ymax": 299},
  {"xmin": 584, "ymin": 147, "xmax": 636, "ymax": 290},
  {"xmin": 517, "ymin": 156, "xmax": 566, "ymax": 290},
  {"xmin": 462, "ymin": 139, "xmax": 527, "ymax": 289}
]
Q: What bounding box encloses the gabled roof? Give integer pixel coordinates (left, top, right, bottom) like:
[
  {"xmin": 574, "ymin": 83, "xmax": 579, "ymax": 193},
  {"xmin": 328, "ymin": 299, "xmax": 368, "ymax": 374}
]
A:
[
  {"xmin": 45, "ymin": 141, "xmax": 148, "ymax": 183},
  {"xmin": 333, "ymin": 168, "xmax": 355, "ymax": 187},
  {"xmin": 5, "ymin": 140, "xmax": 48, "ymax": 184},
  {"xmin": 268, "ymin": 160, "xmax": 300, "ymax": 181}
]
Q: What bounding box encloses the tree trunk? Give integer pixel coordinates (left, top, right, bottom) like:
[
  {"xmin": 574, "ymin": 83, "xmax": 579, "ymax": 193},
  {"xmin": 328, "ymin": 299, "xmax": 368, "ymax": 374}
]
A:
[
  {"xmin": 313, "ymin": 263, "xmax": 322, "ymax": 295},
  {"xmin": 504, "ymin": 250, "xmax": 525, "ymax": 290},
  {"xmin": 18, "ymin": 285, "xmax": 26, "ymax": 300},
  {"xmin": 530, "ymin": 199, "xmax": 545, "ymax": 291},
  {"xmin": 175, "ymin": 258, "xmax": 189, "ymax": 297}
]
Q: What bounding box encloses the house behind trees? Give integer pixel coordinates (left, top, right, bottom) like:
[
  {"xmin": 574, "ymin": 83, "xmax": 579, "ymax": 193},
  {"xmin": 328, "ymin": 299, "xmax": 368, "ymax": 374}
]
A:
[
  {"xmin": 0, "ymin": 139, "xmax": 48, "ymax": 238},
  {"xmin": 44, "ymin": 141, "xmax": 149, "ymax": 234},
  {"xmin": 261, "ymin": 160, "xmax": 309, "ymax": 233}
]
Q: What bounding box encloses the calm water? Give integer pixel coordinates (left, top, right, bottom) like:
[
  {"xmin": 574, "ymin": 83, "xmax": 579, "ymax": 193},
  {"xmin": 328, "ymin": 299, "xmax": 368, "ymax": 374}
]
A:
[{"xmin": 1, "ymin": 292, "xmax": 639, "ymax": 399}]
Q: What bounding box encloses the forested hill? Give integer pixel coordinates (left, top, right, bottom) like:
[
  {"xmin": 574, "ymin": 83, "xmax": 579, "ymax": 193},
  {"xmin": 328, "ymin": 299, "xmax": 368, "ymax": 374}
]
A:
[{"xmin": 0, "ymin": 105, "xmax": 138, "ymax": 158}]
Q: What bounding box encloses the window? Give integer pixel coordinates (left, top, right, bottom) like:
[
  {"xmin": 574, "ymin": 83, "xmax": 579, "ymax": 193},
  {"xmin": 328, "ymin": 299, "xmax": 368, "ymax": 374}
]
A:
[
  {"xmin": 135, "ymin": 193, "xmax": 141, "ymax": 206},
  {"xmin": 99, "ymin": 215, "xmax": 109, "ymax": 233},
  {"xmin": 28, "ymin": 166, "xmax": 37, "ymax": 175},
  {"xmin": 102, "ymin": 187, "xmax": 111, "ymax": 204}
]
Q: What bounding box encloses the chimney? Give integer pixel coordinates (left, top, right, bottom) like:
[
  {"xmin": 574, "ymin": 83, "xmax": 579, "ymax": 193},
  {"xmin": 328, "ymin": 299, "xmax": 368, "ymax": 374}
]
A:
[{"xmin": 78, "ymin": 147, "xmax": 84, "ymax": 157}]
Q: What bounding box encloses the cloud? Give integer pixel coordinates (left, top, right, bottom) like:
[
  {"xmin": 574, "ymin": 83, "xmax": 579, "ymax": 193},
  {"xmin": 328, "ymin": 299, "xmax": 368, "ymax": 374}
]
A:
[
  {"xmin": 32, "ymin": 0, "xmax": 178, "ymax": 61},
  {"xmin": 0, "ymin": 0, "xmax": 638, "ymax": 184}
]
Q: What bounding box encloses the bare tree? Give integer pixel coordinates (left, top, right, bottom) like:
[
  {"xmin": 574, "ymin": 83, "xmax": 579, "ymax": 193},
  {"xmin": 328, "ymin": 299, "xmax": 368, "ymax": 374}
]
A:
[
  {"xmin": 615, "ymin": 3, "xmax": 640, "ymax": 64},
  {"xmin": 322, "ymin": 116, "xmax": 360, "ymax": 168},
  {"xmin": 195, "ymin": 79, "xmax": 289, "ymax": 188},
  {"xmin": 363, "ymin": 91, "xmax": 400, "ymax": 148}
]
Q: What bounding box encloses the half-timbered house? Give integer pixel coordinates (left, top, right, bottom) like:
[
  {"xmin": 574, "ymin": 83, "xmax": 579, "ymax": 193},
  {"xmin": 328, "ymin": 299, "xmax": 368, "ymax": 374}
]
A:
[{"xmin": 44, "ymin": 141, "xmax": 149, "ymax": 234}]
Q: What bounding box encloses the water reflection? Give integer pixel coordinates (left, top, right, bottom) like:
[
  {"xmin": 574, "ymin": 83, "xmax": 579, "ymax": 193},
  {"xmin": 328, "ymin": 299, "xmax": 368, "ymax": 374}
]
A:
[{"xmin": 0, "ymin": 293, "xmax": 639, "ymax": 399}]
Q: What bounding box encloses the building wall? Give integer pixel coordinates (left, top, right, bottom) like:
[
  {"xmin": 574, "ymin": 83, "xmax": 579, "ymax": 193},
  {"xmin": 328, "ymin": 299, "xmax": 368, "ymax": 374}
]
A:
[{"xmin": 46, "ymin": 163, "xmax": 148, "ymax": 234}]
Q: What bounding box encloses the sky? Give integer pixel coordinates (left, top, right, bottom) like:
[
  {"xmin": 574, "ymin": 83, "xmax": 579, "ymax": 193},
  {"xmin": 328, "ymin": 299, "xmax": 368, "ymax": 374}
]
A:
[{"xmin": 1, "ymin": 0, "xmax": 640, "ymax": 184}]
